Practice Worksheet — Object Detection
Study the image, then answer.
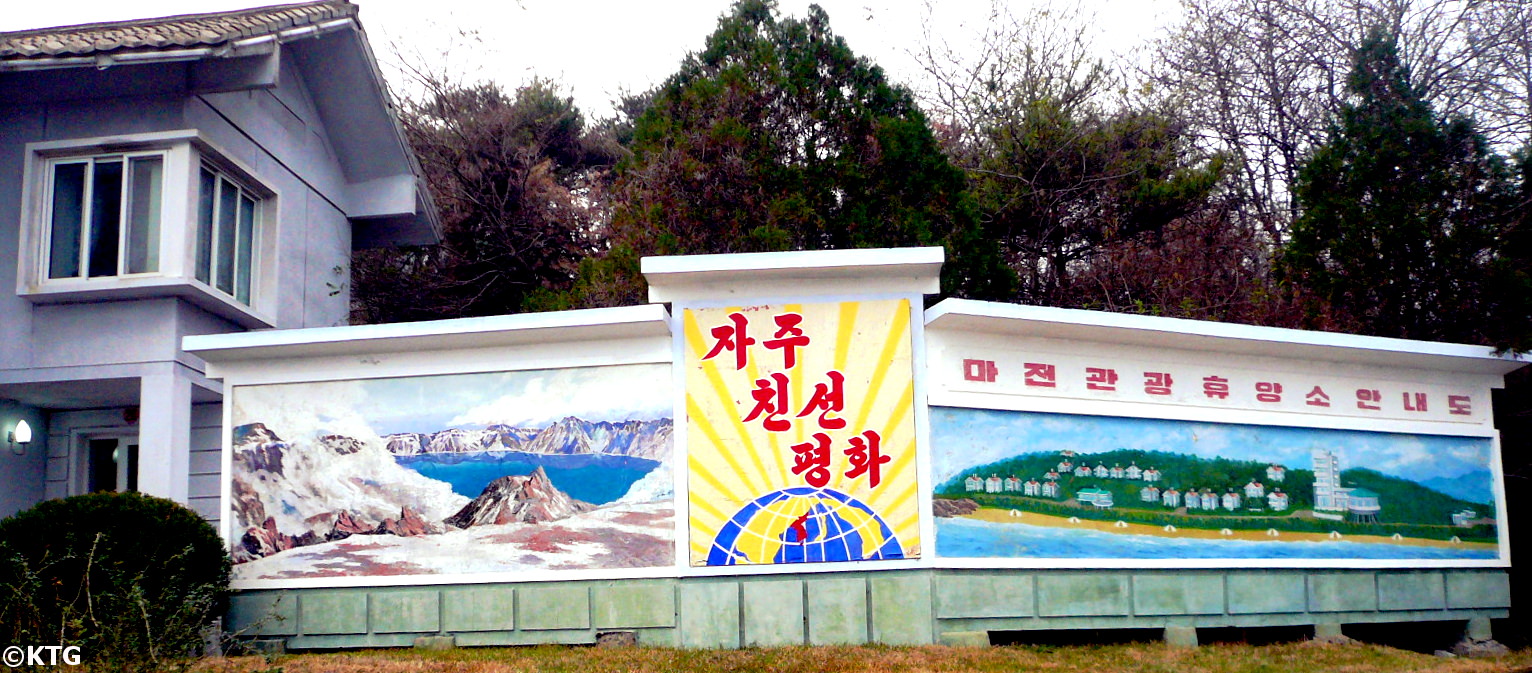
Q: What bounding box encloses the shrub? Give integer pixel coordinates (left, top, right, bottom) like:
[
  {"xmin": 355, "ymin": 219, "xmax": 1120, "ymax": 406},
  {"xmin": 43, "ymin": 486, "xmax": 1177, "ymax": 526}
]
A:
[{"xmin": 0, "ymin": 492, "xmax": 230, "ymax": 672}]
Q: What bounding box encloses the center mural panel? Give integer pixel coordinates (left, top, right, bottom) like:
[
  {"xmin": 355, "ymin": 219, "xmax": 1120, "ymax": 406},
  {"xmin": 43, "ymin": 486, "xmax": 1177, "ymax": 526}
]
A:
[
  {"xmin": 227, "ymin": 363, "xmax": 674, "ymax": 582},
  {"xmin": 684, "ymin": 299, "xmax": 922, "ymax": 566},
  {"xmin": 930, "ymin": 407, "xmax": 1502, "ymax": 563}
]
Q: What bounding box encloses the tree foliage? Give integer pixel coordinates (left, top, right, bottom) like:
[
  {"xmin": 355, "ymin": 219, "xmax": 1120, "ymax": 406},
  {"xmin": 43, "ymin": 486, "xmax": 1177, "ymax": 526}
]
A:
[
  {"xmin": 351, "ymin": 78, "xmax": 617, "ymax": 323},
  {"xmin": 1283, "ymin": 31, "xmax": 1531, "ymax": 348},
  {"xmin": 1150, "ymin": 0, "xmax": 1532, "ymax": 234},
  {"xmin": 565, "ymin": 0, "xmax": 1013, "ymax": 306},
  {"xmin": 915, "ymin": 1, "xmax": 1255, "ymax": 316}
]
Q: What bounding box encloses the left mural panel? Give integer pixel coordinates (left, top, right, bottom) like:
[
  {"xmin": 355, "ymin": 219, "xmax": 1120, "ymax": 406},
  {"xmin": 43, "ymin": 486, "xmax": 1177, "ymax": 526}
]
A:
[{"xmin": 227, "ymin": 363, "xmax": 675, "ymax": 582}]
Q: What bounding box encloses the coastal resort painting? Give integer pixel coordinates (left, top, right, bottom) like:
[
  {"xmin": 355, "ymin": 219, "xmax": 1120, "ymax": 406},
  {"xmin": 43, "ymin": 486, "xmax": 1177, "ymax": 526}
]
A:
[
  {"xmin": 227, "ymin": 363, "xmax": 674, "ymax": 582},
  {"xmin": 931, "ymin": 408, "xmax": 1503, "ymax": 563}
]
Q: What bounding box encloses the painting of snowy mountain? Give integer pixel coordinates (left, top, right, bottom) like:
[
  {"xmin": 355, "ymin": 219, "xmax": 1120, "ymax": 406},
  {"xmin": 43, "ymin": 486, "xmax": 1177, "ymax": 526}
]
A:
[{"xmin": 226, "ymin": 363, "xmax": 675, "ymax": 582}]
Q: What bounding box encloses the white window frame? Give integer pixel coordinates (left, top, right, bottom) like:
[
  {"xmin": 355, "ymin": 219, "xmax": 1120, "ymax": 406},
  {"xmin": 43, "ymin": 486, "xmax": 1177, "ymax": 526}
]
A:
[{"xmin": 18, "ymin": 130, "xmax": 279, "ymax": 328}]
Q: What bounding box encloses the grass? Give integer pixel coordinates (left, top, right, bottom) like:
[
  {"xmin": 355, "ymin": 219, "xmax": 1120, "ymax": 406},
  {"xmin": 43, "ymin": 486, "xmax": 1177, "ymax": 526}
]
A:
[{"xmin": 194, "ymin": 643, "xmax": 1532, "ymax": 673}]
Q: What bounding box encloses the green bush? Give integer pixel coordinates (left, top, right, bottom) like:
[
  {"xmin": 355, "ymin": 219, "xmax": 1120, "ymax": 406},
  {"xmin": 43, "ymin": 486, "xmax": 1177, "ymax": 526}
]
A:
[{"xmin": 0, "ymin": 492, "xmax": 230, "ymax": 672}]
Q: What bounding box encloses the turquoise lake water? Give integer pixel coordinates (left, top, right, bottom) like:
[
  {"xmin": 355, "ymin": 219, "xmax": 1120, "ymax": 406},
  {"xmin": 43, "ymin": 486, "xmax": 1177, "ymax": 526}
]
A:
[
  {"xmin": 935, "ymin": 517, "xmax": 1497, "ymax": 560},
  {"xmin": 396, "ymin": 452, "xmax": 659, "ymax": 505}
]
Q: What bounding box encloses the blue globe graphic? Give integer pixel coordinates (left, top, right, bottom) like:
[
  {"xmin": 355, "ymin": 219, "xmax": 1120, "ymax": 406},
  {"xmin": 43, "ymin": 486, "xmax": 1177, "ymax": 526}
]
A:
[{"xmin": 707, "ymin": 487, "xmax": 903, "ymax": 565}]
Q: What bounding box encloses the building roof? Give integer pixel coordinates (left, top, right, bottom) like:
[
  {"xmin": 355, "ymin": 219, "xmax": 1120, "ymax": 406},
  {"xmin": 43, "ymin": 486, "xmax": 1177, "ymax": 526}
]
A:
[{"xmin": 0, "ymin": 1, "xmax": 356, "ymax": 60}]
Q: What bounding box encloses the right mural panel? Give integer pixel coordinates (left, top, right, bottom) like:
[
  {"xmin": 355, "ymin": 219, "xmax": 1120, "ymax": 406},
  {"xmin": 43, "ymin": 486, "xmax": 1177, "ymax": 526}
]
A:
[{"xmin": 930, "ymin": 407, "xmax": 1504, "ymax": 563}]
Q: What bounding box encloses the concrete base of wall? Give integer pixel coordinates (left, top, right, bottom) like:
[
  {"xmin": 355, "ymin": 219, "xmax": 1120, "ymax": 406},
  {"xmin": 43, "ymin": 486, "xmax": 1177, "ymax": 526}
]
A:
[
  {"xmin": 1164, "ymin": 626, "xmax": 1198, "ymax": 648},
  {"xmin": 225, "ymin": 569, "xmax": 1512, "ymax": 650},
  {"xmin": 412, "ymin": 636, "xmax": 456, "ymax": 650}
]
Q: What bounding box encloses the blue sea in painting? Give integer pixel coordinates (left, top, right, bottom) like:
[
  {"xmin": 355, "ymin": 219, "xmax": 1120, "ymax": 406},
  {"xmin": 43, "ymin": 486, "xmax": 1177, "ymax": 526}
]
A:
[
  {"xmin": 396, "ymin": 452, "xmax": 659, "ymax": 505},
  {"xmin": 936, "ymin": 518, "xmax": 1497, "ymax": 560}
]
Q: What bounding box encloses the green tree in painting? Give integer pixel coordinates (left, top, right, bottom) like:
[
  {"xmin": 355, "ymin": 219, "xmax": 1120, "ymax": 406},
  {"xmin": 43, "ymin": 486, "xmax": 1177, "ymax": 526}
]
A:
[
  {"xmin": 566, "ymin": 0, "xmax": 1013, "ymax": 306},
  {"xmin": 1283, "ymin": 31, "xmax": 1531, "ymax": 349}
]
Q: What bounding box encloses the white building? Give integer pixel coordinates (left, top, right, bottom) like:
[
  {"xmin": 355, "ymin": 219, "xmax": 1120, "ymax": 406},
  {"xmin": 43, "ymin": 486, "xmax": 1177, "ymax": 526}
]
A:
[
  {"xmin": 985, "ymin": 475, "xmax": 1002, "ymax": 494},
  {"xmin": 1244, "ymin": 480, "xmax": 1265, "ymax": 499},
  {"xmin": 1003, "ymin": 476, "xmax": 1022, "ymax": 492},
  {"xmin": 1184, "ymin": 489, "xmax": 1200, "ymax": 510},
  {"xmin": 1347, "ymin": 487, "xmax": 1381, "ymax": 523},
  {"xmin": 1041, "ymin": 480, "xmax": 1061, "ymax": 498},
  {"xmin": 1143, "ymin": 468, "xmax": 1161, "ymax": 483},
  {"xmin": 1093, "ymin": 463, "xmax": 1109, "ymax": 478},
  {"xmin": 965, "ymin": 475, "xmax": 983, "ymax": 492},
  {"xmin": 1023, "ymin": 479, "xmax": 1041, "ymax": 496},
  {"xmin": 1266, "ymin": 464, "xmax": 1286, "ymax": 482},
  {"xmin": 1109, "ymin": 464, "xmax": 1125, "ymax": 479},
  {"xmin": 1125, "ymin": 463, "xmax": 1142, "ymax": 480},
  {"xmin": 1141, "ymin": 485, "xmax": 1161, "ymax": 503},
  {"xmin": 1200, "ymin": 489, "xmax": 1218, "ymax": 510},
  {"xmin": 1161, "ymin": 488, "xmax": 1181, "ymax": 508},
  {"xmin": 1312, "ymin": 449, "xmax": 1350, "ymax": 520},
  {"xmin": 1076, "ymin": 488, "xmax": 1114, "ymax": 508},
  {"xmin": 1075, "ymin": 465, "xmax": 1093, "ymax": 478},
  {"xmin": 1222, "ymin": 491, "xmax": 1242, "ymax": 510},
  {"xmin": 1268, "ymin": 489, "xmax": 1289, "ymax": 511}
]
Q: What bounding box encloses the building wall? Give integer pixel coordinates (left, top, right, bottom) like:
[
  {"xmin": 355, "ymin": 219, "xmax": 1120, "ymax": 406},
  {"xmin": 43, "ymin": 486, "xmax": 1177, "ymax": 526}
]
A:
[
  {"xmin": 41, "ymin": 403, "xmax": 222, "ymax": 527},
  {"xmin": 225, "ymin": 569, "xmax": 1512, "ymax": 648},
  {"xmin": 187, "ymin": 49, "xmax": 354, "ymax": 329},
  {"xmin": 0, "ymin": 400, "xmax": 46, "ymax": 519},
  {"xmin": 0, "ymin": 54, "xmax": 359, "ymax": 383}
]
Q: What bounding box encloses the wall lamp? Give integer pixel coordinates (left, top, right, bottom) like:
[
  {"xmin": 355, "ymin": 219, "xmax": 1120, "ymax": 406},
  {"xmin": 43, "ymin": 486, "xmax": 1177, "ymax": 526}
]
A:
[{"xmin": 8, "ymin": 419, "xmax": 31, "ymax": 455}]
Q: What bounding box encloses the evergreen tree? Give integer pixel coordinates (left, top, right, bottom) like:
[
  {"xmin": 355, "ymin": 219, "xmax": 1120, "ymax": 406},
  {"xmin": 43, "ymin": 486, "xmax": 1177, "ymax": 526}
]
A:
[
  {"xmin": 352, "ymin": 79, "xmax": 616, "ymax": 323},
  {"xmin": 1284, "ymin": 31, "xmax": 1529, "ymax": 348},
  {"xmin": 565, "ymin": 0, "xmax": 1013, "ymax": 306}
]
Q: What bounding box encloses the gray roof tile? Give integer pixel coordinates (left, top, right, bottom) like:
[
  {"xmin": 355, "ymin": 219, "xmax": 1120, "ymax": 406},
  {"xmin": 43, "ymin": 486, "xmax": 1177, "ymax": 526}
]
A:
[{"xmin": 0, "ymin": 0, "xmax": 357, "ymax": 60}]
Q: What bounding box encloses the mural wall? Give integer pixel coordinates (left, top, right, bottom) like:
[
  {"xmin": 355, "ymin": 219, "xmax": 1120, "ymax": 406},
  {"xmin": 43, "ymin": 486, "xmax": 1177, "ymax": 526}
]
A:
[
  {"xmin": 683, "ymin": 299, "xmax": 922, "ymax": 566},
  {"xmin": 930, "ymin": 408, "xmax": 1503, "ymax": 562},
  {"xmin": 227, "ymin": 364, "xmax": 674, "ymax": 581}
]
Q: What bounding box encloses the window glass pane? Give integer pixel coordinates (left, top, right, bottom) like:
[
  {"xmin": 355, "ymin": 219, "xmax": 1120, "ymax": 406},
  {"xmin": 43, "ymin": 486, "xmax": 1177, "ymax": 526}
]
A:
[
  {"xmin": 87, "ymin": 159, "xmax": 123, "ymax": 278},
  {"xmin": 236, "ymin": 194, "xmax": 255, "ymax": 304},
  {"xmin": 48, "ymin": 163, "xmax": 86, "ymax": 279},
  {"xmin": 125, "ymin": 156, "xmax": 163, "ymax": 274},
  {"xmin": 215, "ymin": 178, "xmax": 238, "ymax": 294},
  {"xmin": 196, "ymin": 169, "xmax": 216, "ymax": 284}
]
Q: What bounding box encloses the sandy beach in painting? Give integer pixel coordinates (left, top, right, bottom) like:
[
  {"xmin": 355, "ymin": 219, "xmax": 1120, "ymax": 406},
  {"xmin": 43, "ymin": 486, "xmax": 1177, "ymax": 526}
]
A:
[{"xmin": 961, "ymin": 507, "xmax": 1495, "ymax": 550}]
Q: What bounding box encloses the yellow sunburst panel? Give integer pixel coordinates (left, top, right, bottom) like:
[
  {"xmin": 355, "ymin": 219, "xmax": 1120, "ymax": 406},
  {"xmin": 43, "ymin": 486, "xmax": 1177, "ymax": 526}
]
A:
[{"xmin": 683, "ymin": 299, "xmax": 923, "ymax": 566}]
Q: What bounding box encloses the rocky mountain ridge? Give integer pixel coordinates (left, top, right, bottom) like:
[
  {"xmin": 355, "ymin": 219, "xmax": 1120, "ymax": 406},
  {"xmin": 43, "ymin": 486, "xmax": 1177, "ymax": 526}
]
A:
[
  {"xmin": 229, "ymin": 420, "xmax": 656, "ymax": 563},
  {"xmin": 384, "ymin": 416, "xmax": 671, "ymax": 460}
]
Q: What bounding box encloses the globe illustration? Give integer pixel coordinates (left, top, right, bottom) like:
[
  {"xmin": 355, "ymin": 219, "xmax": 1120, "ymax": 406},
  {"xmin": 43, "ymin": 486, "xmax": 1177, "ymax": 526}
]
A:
[{"xmin": 707, "ymin": 486, "xmax": 903, "ymax": 565}]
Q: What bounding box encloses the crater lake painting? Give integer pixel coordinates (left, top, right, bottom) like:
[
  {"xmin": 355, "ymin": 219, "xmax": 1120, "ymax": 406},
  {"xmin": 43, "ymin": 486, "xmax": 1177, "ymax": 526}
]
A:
[
  {"xmin": 227, "ymin": 363, "xmax": 675, "ymax": 583},
  {"xmin": 929, "ymin": 407, "xmax": 1503, "ymax": 564}
]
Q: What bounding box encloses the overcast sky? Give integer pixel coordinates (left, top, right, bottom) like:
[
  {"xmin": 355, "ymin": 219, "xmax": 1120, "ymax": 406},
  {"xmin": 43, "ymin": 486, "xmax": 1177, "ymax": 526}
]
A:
[{"xmin": 1, "ymin": 0, "xmax": 1180, "ymax": 118}]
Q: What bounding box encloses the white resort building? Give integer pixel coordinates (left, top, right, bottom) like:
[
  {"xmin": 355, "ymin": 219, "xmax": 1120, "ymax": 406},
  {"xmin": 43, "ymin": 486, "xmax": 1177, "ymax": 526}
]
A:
[
  {"xmin": 1268, "ymin": 489, "xmax": 1289, "ymax": 511},
  {"xmin": 1222, "ymin": 491, "xmax": 1242, "ymax": 510},
  {"xmin": 1161, "ymin": 488, "xmax": 1182, "ymax": 508},
  {"xmin": 1077, "ymin": 488, "xmax": 1114, "ymax": 508},
  {"xmin": 1244, "ymin": 480, "xmax": 1266, "ymax": 499}
]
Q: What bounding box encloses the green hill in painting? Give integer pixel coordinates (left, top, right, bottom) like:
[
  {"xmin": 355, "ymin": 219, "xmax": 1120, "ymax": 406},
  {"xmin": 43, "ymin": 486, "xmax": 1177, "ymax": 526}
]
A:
[{"xmin": 938, "ymin": 449, "xmax": 1491, "ymax": 530}]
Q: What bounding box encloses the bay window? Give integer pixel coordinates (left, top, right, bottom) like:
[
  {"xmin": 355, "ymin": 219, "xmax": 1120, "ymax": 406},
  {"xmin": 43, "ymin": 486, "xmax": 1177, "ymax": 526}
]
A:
[{"xmin": 21, "ymin": 131, "xmax": 275, "ymax": 325}]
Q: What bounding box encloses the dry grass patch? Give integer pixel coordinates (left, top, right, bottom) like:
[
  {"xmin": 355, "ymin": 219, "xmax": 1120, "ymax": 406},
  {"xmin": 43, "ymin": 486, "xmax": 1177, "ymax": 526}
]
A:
[{"xmin": 195, "ymin": 643, "xmax": 1532, "ymax": 673}]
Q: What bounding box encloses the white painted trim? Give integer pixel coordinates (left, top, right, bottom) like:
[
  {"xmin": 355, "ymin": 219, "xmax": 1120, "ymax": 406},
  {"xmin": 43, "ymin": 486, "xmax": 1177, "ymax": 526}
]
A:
[
  {"xmin": 644, "ymin": 247, "xmax": 944, "ymax": 303},
  {"xmin": 926, "ymin": 298, "xmax": 1528, "ymax": 376},
  {"xmin": 927, "ymin": 393, "xmax": 1501, "ymax": 439},
  {"xmin": 185, "ymin": 304, "xmax": 672, "ymax": 363}
]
